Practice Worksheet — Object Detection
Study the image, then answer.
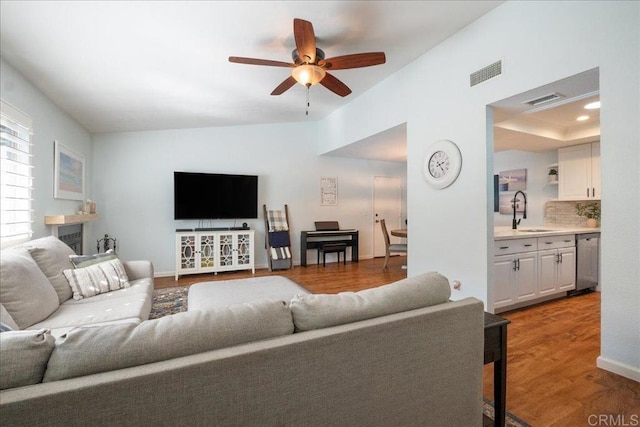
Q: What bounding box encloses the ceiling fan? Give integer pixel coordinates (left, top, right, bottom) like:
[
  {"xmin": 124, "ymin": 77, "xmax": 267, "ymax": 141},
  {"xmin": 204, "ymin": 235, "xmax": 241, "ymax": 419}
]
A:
[{"xmin": 229, "ymin": 18, "xmax": 386, "ymax": 99}]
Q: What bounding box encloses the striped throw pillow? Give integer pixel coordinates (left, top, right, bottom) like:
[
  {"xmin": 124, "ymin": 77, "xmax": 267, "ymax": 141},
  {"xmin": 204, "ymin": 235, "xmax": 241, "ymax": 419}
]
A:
[{"xmin": 63, "ymin": 258, "xmax": 130, "ymax": 300}]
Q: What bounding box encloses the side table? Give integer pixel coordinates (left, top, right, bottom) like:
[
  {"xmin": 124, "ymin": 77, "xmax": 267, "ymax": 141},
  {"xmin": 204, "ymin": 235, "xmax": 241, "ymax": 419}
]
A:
[{"xmin": 484, "ymin": 312, "xmax": 510, "ymax": 427}]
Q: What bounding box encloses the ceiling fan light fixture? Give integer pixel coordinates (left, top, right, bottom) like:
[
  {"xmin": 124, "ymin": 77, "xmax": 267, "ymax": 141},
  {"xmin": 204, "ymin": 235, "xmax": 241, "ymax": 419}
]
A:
[
  {"xmin": 291, "ymin": 64, "xmax": 326, "ymax": 87},
  {"xmin": 584, "ymin": 101, "xmax": 601, "ymax": 110}
]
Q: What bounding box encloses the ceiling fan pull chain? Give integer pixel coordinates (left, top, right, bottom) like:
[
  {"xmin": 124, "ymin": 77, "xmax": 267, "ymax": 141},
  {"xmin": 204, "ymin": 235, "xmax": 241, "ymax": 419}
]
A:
[{"xmin": 306, "ymin": 85, "xmax": 310, "ymax": 116}]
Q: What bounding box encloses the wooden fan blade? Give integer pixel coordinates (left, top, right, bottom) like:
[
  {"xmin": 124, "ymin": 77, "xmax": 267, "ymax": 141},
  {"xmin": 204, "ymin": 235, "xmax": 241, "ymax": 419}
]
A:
[
  {"xmin": 321, "ymin": 52, "xmax": 386, "ymax": 70},
  {"xmin": 271, "ymin": 76, "xmax": 297, "ymax": 95},
  {"xmin": 320, "ymin": 73, "xmax": 352, "ymax": 97},
  {"xmin": 293, "ymin": 18, "xmax": 316, "ymax": 64},
  {"xmin": 229, "ymin": 56, "xmax": 294, "ymax": 68}
]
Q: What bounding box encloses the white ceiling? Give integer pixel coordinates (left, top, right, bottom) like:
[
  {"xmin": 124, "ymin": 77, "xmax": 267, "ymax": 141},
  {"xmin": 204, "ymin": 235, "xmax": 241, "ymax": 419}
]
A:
[
  {"xmin": 0, "ymin": 1, "xmax": 503, "ymax": 135},
  {"xmin": 491, "ymin": 68, "xmax": 601, "ymax": 152}
]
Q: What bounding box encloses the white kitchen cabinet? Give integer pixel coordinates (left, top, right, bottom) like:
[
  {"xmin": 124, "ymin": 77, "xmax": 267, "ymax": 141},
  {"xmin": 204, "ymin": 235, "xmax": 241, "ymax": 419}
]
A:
[
  {"xmin": 494, "ymin": 234, "xmax": 576, "ymax": 311},
  {"xmin": 558, "ymin": 142, "xmax": 600, "ymax": 200},
  {"xmin": 538, "ymin": 247, "xmax": 576, "ymax": 296},
  {"xmin": 175, "ymin": 230, "xmax": 254, "ymax": 280},
  {"xmin": 493, "ymin": 237, "xmax": 539, "ymax": 310}
]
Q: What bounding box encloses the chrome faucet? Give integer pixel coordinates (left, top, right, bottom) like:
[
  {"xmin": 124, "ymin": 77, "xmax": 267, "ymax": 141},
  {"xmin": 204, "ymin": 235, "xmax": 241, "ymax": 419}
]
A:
[{"xmin": 512, "ymin": 190, "xmax": 527, "ymax": 230}]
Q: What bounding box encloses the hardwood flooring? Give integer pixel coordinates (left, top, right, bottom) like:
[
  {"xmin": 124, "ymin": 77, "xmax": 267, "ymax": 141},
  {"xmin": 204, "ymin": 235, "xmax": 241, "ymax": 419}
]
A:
[{"xmin": 154, "ymin": 257, "xmax": 640, "ymax": 426}]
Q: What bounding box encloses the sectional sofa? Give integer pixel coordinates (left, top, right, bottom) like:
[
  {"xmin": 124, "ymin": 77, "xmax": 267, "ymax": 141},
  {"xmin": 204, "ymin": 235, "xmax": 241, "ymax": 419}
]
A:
[{"xmin": 0, "ymin": 236, "xmax": 484, "ymax": 426}]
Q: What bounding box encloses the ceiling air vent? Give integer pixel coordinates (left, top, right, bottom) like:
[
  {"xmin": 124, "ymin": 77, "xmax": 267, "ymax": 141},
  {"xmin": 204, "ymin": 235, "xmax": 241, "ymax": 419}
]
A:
[
  {"xmin": 523, "ymin": 92, "xmax": 565, "ymax": 106},
  {"xmin": 470, "ymin": 60, "xmax": 502, "ymax": 87}
]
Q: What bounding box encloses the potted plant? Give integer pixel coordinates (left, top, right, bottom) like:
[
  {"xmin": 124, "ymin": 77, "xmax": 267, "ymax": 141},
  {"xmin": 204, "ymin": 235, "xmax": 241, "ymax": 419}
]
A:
[
  {"xmin": 548, "ymin": 168, "xmax": 558, "ymax": 183},
  {"xmin": 575, "ymin": 202, "xmax": 600, "ymax": 228}
]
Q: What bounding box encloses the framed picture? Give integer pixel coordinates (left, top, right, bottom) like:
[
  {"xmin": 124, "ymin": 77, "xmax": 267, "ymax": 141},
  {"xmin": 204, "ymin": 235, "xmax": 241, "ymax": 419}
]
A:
[
  {"xmin": 54, "ymin": 140, "xmax": 85, "ymax": 200},
  {"xmin": 499, "ymin": 192, "xmax": 526, "ymax": 215},
  {"xmin": 499, "ymin": 168, "xmax": 527, "ymax": 192},
  {"xmin": 320, "ymin": 177, "xmax": 338, "ymax": 206}
]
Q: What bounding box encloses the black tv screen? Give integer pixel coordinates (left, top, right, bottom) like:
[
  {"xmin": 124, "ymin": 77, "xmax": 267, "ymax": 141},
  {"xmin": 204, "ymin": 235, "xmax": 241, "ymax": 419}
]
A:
[{"xmin": 174, "ymin": 172, "xmax": 258, "ymax": 220}]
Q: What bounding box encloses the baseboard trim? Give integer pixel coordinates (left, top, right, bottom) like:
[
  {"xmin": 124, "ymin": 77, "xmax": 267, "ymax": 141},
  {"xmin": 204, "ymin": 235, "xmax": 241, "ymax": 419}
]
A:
[{"xmin": 597, "ymin": 356, "xmax": 640, "ymax": 382}]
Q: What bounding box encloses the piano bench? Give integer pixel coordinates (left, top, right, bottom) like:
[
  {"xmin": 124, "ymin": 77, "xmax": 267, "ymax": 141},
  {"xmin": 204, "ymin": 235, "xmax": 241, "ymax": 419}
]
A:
[{"xmin": 318, "ymin": 242, "xmax": 347, "ymax": 267}]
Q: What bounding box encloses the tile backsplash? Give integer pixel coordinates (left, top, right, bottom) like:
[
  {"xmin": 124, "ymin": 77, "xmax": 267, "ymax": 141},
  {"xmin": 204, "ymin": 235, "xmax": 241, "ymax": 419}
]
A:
[{"xmin": 543, "ymin": 200, "xmax": 601, "ymax": 227}]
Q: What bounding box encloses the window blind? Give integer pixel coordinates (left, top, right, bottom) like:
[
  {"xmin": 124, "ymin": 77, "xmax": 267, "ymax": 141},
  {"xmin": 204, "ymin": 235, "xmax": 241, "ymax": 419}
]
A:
[{"xmin": 1, "ymin": 100, "xmax": 33, "ymax": 244}]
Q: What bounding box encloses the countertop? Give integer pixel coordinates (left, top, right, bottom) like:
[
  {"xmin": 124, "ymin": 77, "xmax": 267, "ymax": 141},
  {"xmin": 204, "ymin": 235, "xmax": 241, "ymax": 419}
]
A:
[{"xmin": 494, "ymin": 226, "xmax": 601, "ymax": 241}]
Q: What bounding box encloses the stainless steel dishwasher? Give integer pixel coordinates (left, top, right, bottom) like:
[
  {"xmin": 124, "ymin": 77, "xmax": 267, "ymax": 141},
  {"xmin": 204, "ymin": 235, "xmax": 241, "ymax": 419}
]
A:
[{"xmin": 571, "ymin": 233, "xmax": 600, "ymax": 295}]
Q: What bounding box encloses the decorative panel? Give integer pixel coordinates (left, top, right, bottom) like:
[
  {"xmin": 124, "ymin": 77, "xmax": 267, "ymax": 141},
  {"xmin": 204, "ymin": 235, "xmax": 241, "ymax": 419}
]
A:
[
  {"xmin": 237, "ymin": 233, "xmax": 251, "ymax": 265},
  {"xmin": 180, "ymin": 235, "xmax": 196, "ymax": 269},
  {"xmin": 199, "ymin": 234, "xmax": 216, "ymax": 268},
  {"xmin": 219, "ymin": 234, "xmax": 234, "ymax": 266}
]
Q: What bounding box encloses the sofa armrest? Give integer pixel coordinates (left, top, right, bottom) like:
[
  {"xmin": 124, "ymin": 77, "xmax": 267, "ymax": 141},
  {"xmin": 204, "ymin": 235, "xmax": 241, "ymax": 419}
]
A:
[{"xmin": 122, "ymin": 260, "xmax": 154, "ymax": 282}]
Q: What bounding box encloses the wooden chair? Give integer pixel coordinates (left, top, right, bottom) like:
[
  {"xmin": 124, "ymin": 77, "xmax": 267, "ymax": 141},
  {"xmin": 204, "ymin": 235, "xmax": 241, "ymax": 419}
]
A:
[
  {"xmin": 263, "ymin": 204, "xmax": 293, "ymax": 271},
  {"xmin": 380, "ymin": 219, "xmax": 407, "ymax": 269}
]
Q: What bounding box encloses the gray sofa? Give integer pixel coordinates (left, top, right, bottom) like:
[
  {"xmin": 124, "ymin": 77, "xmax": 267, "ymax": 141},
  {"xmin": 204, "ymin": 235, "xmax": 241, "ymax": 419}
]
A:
[
  {"xmin": 0, "ymin": 236, "xmax": 154, "ymax": 338},
  {"xmin": 0, "ymin": 242, "xmax": 484, "ymax": 426}
]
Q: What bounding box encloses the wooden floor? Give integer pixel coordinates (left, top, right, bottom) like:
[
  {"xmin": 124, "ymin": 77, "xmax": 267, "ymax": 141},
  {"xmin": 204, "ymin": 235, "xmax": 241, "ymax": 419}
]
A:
[{"xmin": 155, "ymin": 257, "xmax": 640, "ymax": 426}]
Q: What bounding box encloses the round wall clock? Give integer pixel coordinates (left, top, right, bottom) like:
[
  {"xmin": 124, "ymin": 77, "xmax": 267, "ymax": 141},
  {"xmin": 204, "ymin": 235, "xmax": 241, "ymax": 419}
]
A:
[{"xmin": 422, "ymin": 139, "xmax": 462, "ymax": 189}]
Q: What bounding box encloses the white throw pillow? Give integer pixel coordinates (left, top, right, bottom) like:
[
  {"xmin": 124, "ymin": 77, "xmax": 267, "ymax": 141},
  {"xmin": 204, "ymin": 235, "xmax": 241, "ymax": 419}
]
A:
[
  {"xmin": 0, "ymin": 247, "xmax": 60, "ymax": 329},
  {"xmin": 63, "ymin": 258, "xmax": 131, "ymax": 300},
  {"xmin": 289, "ymin": 272, "xmax": 452, "ymax": 331}
]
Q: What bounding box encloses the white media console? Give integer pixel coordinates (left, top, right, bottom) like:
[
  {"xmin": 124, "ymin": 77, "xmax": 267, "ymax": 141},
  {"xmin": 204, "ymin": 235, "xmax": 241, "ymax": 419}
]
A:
[{"xmin": 175, "ymin": 229, "xmax": 255, "ymax": 280}]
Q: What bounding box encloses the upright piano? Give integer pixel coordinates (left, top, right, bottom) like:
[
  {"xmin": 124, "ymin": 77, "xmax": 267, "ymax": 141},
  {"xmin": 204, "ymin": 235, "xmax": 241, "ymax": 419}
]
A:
[{"xmin": 300, "ymin": 229, "xmax": 359, "ymax": 267}]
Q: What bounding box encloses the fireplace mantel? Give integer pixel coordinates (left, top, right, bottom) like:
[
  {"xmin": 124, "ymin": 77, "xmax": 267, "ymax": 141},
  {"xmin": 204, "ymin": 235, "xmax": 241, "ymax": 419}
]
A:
[{"xmin": 44, "ymin": 214, "xmax": 99, "ymax": 225}]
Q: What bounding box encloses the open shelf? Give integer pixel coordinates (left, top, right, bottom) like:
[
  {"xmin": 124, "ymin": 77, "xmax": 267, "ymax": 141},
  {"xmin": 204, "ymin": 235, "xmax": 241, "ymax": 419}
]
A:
[{"xmin": 44, "ymin": 214, "xmax": 99, "ymax": 225}]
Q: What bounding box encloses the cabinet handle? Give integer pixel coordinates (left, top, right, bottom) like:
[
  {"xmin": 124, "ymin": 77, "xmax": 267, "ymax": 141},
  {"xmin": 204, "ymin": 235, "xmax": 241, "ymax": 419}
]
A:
[
  {"xmin": 564, "ymin": 240, "xmax": 572, "ymax": 243},
  {"xmin": 524, "ymin": 244, "xmax": 532, "ymax": 247},
  {"xmin": 592, "ymin": 187, "xmax": 595, "ymax": 197},
  {"xmin": 545, "ymin": 242, "xmax": 553, "ymax": 245},
  {"xmin": 587, "ymin": 188, "xmax": 589, "ymax": 197},
  {"xmin": 556, "ymin": 253, "xmax": 561, "ymax": 263},
  {"xmin": 516, "ymin": 259, "xmax": 520, "ymax": 271},
  {"xmin": 559, "ymin": 253, "xmax": 563, "ymax": 263},
  {"xmin": 513, "ymin": 260, "xmax": 518, "ymax": 271},
  {"xmin": 500, "ymin": 246, "xmax": 509, "ymax": 250}
]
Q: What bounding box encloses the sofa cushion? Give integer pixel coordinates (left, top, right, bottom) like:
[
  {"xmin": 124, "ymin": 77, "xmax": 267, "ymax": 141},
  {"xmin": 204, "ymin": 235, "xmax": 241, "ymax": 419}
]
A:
[
  {"xmin": 0, "ymin": 248, "xmax": 60, "ymax": 329},
  {"xmin": 43, "ymin": 299, "xmax": 294, "ymax": 382},
  {"xmin": 26, "ymin": 236, "xmax": 76, "ymax": 304},
  {"xmin": 289, "ymin": 272, "xmax": 452, "ymax": 331},
  {"xmin": 0, "ymin": 329, "xmax": 55, "ymax": 390},
  {"xmin": 27, "ymin": 279, "xmax": 153, "ymax": 331},
  {"xmin": 0, "ymin": 303, "xmax": 20, "ymax": 331},
  {"xmin": 69, "ymin": 249, "xmax": 117, "ymax": 268},
  {"xmin": 63, "ymin": 258, "xmax": 130, "ymax": 300}
]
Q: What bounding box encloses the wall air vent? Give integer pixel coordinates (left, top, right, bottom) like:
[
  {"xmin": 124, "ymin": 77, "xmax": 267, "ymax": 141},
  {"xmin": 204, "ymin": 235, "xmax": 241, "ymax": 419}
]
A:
[
  {"xmin": 470, "ymin": 60, "xmax": 502, "ymax": 87},
  {"xmin": 523, "ymin": 92, "xmax": 565, "ymax": 106}
]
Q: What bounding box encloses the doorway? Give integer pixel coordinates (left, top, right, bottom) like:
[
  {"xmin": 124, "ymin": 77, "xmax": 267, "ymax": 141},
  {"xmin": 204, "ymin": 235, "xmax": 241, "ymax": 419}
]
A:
[{"xmin": 373, "ymin": 176, "xmax": 403, "ymax": 258}]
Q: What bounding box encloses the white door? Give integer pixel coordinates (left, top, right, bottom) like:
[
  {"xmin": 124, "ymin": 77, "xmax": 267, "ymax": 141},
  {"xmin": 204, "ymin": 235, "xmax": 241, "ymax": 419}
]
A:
[
  {"xmin": 538, "ymin": 249, "xmax": 559, "ymax": 296},
  {"xmin": 493, "ymin": 255, "xmax": 516, "ymax": 309},
  {"xmin": 515, "ymin": 252, "xmax": 538, "ymax": 303},
  {"xmin": 373, "ymin": 176, "xmax": 403, "ymax": 258}
]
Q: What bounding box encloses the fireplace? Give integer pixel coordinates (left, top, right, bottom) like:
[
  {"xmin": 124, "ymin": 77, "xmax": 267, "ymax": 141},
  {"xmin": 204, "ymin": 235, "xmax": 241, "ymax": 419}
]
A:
[{"xmin": 57, "ymin": 224, "xmax": 83, "ymax": 255}]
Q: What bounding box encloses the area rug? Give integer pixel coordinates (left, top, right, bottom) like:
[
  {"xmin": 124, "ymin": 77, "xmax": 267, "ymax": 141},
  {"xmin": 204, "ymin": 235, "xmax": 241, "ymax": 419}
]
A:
[
  {"xmin": 149, "ymin": 286, "xmax": 189, "ymax": 319},
  {"xmin": 150, "ymin": 288, "xmax": 530, "ymax": 427},
  {"xmin": 483, "ymin": 397, "xmax": 531, "ymax": 427}
]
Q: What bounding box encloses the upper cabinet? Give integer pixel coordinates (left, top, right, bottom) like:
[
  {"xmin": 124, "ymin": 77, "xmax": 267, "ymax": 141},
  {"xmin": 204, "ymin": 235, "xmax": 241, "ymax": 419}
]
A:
[{"xmin": 558, "ymin": 142, "xmax": 601, "ymax": 200}]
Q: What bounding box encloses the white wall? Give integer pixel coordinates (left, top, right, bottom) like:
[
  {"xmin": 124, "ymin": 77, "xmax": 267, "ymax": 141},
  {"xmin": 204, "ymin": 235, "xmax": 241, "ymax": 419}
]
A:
[
  {"xmin": 321, "ymin": 1, "xmax": 639, "ymax": 381},
  {"xmin": 91, "ymin": 124, "xmax": 406, "ymax": 275},
  {"xmin": 493, "ymin": 150, "xmax": 558, "ymax": 227},
  {"xmin": 0, "ymin": 59, "xmax": 94, "ymax": 242}
]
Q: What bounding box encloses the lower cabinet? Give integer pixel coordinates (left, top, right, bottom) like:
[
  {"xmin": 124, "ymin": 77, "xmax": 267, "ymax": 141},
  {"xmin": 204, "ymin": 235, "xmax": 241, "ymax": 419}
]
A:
[
  {"xmin": 494, "ymin": 251, "xmax": 538, "ymax": 310},
  {"xmin": 175, "ymin": 230, "xmax": 255, "ymax": 280},
  {"xmin": 538, "ymin": 246, "xmax": 576, "ymax": 296},
  {"xmin": 494, "ymin": 234, "xmax": 576, "ymax": 312}
]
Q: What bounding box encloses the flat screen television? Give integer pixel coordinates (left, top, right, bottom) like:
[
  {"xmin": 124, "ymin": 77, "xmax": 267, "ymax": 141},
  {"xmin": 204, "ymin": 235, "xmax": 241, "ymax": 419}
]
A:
[{"xmin": 174, "ymin": 172, "xmax": 258, "ymax": 220}]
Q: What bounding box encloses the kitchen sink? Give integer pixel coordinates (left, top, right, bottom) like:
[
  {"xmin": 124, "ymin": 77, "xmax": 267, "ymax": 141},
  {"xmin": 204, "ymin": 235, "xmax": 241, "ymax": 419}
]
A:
[{"xmin": 519, "ymin": 228, "xmax": 554, "ymax": 233}]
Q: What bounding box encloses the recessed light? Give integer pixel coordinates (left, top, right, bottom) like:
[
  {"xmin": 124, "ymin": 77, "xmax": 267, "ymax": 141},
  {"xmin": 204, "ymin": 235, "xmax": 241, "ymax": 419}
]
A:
[
  {"xmin": 577, "ymin": 115, "xmax": 590, "ymax": 121},
  {"xmin": 584, "ymin": 101, "xmax": 601, "ymax": 110}
]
